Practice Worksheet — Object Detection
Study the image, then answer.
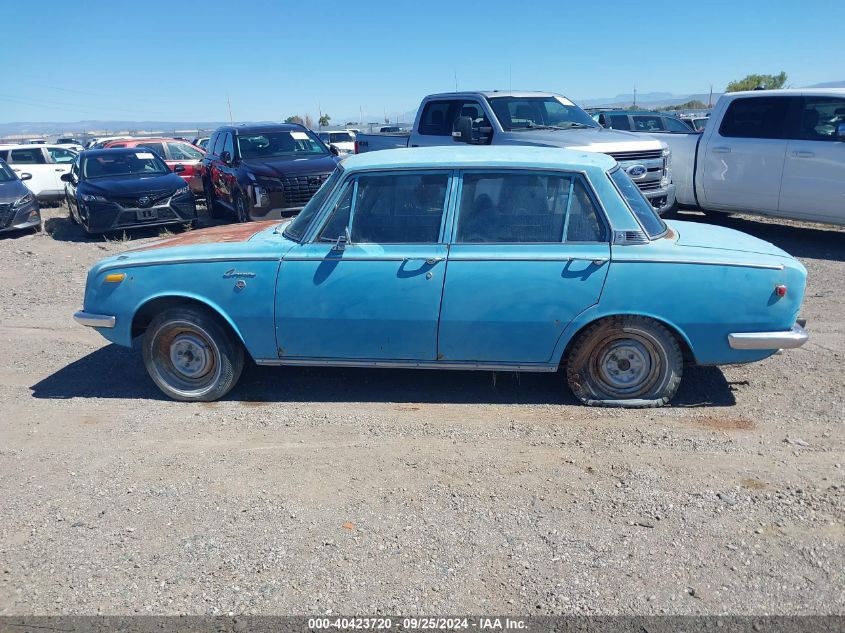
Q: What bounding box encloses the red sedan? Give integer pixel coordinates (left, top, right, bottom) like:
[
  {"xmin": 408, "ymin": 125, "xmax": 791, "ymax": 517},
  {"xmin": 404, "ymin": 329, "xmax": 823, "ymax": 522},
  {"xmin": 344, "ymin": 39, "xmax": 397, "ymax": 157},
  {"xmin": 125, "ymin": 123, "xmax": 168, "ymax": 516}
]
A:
[{"xmin": 102, "ymin": 138, "xmax": 205, "ymax": 195}]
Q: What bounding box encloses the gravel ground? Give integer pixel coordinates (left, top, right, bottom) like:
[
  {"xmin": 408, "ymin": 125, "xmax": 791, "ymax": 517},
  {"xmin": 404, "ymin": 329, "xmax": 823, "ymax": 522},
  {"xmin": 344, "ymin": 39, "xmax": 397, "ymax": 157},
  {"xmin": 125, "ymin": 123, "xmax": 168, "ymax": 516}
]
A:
[{"xmin": 0, "ymin": 204, "xmax": 842, "ymax": 616}]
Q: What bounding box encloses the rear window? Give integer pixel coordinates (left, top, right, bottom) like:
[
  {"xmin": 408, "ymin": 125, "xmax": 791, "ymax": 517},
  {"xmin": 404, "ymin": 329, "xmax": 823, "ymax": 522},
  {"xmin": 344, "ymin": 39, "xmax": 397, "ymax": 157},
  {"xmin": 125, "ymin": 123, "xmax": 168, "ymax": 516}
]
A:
[
  {"xmin": 609, "ymin": 168, "xmax": 666, "ymax": 238},
  {"xmin": 719, "ymin": 96, "xmax": 792, "ymax": 139}
]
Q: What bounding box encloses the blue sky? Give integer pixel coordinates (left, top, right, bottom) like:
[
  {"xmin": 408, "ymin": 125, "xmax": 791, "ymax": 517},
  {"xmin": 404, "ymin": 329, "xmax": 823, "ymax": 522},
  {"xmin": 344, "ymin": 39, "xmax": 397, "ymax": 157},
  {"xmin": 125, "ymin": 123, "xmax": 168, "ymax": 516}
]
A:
[{"xmin": 2, "ymin": 0, "xmax": 843, "ymax": 123}]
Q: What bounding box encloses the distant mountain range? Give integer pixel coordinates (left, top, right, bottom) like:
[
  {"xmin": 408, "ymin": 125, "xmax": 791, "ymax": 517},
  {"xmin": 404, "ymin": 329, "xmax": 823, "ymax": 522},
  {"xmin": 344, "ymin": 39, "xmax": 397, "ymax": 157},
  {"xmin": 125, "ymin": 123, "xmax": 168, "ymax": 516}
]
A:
[{"xmin": 2, "ymin": 81, "xmax": 843, "ymax": 137}]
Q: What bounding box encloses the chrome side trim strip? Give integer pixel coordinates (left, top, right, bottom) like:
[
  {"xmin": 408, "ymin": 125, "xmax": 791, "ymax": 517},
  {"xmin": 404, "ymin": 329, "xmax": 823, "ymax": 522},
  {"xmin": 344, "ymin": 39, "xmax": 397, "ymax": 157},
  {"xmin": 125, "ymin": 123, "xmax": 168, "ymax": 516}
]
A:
[
  {"xmin": 100, "ymin": 257, "xmax": 280, "ymax": 272},
  {"xmin": 254, "ymin": 358, "xmax": 557, "ymax": 372},
  {"xmin": 73, "ymin": 310, "xmax": 116, "ymax": 329},
  {"xmin": 613, "ymin": 258, "xmax": 784, "ymax": 270},
  {"xmin": 728, "ymin": 323, "xmax": 808, "ymax": 350}
]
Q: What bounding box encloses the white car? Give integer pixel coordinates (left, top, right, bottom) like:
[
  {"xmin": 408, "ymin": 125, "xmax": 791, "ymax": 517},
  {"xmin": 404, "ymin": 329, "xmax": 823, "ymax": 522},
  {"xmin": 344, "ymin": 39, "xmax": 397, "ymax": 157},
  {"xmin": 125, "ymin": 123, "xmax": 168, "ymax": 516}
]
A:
[
  {"xmin": 0, "ymin": 144, "xmax": 77, "ymax": 202},
  {"xmin": 317, "ymin": 129, "xmax": 356, "ymax": 155},
  {"xmin": 660, "ymin": 88, "xmax": 845, "ymax": 226}
]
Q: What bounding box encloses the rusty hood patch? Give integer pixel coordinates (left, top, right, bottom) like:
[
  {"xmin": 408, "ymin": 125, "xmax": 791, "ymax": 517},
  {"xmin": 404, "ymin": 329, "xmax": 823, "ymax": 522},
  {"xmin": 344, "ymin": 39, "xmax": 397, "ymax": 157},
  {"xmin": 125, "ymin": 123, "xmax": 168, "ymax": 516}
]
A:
[{"xmin": 128, "ymin": 221, "xmax": 279, "ymax": 252}]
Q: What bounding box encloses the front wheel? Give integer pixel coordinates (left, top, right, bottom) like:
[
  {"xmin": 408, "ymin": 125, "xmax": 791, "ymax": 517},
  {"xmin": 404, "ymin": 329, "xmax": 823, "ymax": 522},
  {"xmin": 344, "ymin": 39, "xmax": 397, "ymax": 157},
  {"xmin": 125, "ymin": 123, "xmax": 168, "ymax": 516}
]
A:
[
  {"xmin": 234, "ymin": 192, "xmax": 250, "ymax": 223},
  {"xmin": 142, "ymin": 306, "xmax": 244, "ymax": 402},
  {"xmin": 565, "ymin": 316, "xmax": 683, "ymax": 408}
]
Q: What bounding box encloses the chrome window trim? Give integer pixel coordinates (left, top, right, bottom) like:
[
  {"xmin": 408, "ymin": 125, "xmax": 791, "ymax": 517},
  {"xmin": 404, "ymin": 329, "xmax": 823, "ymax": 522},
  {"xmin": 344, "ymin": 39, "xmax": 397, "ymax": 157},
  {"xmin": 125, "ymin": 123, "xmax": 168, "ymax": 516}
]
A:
[
  {"xmin": 255, "ymin": 357, "xmax": 557, "ymax": 372},
  {"xmin": 98, "ymin": 256, "xmax": 280, "ymax": 273},
  {"xmin": 450, "ymin": 168, "xmax": 611, "ymax": 246}
]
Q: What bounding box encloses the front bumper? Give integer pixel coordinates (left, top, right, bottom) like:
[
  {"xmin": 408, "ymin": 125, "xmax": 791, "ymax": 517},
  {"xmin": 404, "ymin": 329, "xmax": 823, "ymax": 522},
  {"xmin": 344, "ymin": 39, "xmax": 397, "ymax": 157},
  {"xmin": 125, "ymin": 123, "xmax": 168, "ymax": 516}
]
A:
[
  {"xmin": 83, "ymin": 195, "xmax": 197, "ymax": 232},
  {"xmin": 643, "ymin": 183, "xmax": 676, "ymax": 215},
  {"xmin": 728, "ymin": 320, "xmax": 808, "ymax": 350},
  {"xmin": 0, "ymin": 202, "xmax": 41, "ymax": 233},
  {"xmin": 74, "ymin": 311, "xmax": 116, "ymax": 329}
]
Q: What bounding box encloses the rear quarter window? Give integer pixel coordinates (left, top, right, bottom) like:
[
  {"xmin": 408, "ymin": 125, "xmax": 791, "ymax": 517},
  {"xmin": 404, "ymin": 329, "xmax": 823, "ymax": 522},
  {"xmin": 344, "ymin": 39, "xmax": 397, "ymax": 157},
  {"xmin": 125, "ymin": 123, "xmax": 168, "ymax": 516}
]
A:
[{"xmin": 718, "ymin": 96, "xmax": 793, "ymax": 139}]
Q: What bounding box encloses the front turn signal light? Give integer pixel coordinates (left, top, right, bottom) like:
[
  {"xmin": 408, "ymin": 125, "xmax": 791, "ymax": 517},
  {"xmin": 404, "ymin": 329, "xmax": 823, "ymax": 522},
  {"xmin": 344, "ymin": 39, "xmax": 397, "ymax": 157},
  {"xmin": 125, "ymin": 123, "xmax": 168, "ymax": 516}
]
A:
[{"xmin": 104, "ymin": 273, "xmax": 126, "ymax": 283}]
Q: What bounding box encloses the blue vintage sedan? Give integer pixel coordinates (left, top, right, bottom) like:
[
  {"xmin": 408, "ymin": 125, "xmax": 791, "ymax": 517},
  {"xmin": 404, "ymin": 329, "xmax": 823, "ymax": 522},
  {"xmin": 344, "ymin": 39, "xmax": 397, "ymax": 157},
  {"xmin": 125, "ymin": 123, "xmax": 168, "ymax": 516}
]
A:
[{"xmin": 74, "ymin": 146, "xmax": 808, "ymax": 407}]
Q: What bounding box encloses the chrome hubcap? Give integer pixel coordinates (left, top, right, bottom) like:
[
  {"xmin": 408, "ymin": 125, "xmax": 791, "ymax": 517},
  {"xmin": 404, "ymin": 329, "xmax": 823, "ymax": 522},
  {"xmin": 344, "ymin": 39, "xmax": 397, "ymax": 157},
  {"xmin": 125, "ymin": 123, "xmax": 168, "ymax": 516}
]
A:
[
  {"xmin": 598, "ymin": 340, "xmax": 651, "ymax": 389},
  {"xmin": 169, "ymin": 334, "xmax": 212, "ymax": 379}
]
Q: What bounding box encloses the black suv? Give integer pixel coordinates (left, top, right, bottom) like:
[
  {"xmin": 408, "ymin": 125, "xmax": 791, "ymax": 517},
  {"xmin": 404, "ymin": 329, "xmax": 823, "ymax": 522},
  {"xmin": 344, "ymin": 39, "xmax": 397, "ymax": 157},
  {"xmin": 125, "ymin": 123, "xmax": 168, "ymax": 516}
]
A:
[{"xmin": 202, "ymin": 124, "xmax": 340, "ymax": 222}]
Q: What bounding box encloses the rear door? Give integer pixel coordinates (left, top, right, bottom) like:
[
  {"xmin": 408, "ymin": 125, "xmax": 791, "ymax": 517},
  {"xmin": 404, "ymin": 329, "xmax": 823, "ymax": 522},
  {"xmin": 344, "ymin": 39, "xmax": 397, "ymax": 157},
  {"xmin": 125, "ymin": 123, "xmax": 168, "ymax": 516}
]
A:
[
  {"xmin": 779, "ymin": 95, "xmax": 845, "ymax": 224},
  {"xmin": 699, "ymin": 96, "xmax": 793, "ymax": 212},
  {"xmin": 166, "ymin": 141, "xmax": 204, "ymax": 192},
  {"xmin": 46, "ymin": 146, "xmax": 75, "ymax": 190},
  {"xmin": 438, "ymin": 170, "xmax": 610, "ymax": 364},
  {"xmin": 5, "ymin": 148, "xmax": 55, "ymax": 197}
]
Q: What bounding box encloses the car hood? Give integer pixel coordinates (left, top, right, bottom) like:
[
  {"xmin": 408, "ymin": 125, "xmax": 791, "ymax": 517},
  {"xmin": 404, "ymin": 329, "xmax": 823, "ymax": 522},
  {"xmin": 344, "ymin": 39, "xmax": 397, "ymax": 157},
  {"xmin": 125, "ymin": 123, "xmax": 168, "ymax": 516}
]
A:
[
  {"xmin": 668, "ymin": 220, "xmax": 791, "ymax": 258},
  {"xmin": 499, "ymin": 127, "xmax": 665, "ymax": 153},
  {"xmin": 240, "ymin": 155, "xmax": 339, "ymax": 179},
  {"xmin": 80, "ymin": 173, "xmax": 185, "ymax": 196},
  {"xmin": 128, "ymin": 220, "xmax": 281, "ymax": 252},
  {"xmin": 0, "ymin": 179, "xmax": 31, "ymax": 203}
]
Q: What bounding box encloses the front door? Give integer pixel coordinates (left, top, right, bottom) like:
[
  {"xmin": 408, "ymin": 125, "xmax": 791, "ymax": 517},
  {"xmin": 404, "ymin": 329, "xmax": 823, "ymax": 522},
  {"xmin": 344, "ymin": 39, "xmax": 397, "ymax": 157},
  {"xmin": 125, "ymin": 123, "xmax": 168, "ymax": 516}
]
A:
[
  {"xmin": 779, "ymin": 95, "xmax": 845, "ymax": 224},
  {"xmin": 699, "ymin": 96, "xmax": 793, "ymax": 213},
  {"xmin": 438, "ymin": 170, "xmax": 610, "ymax": 364},
  {"xmin": 276, "ymin": 171, "xmax": 452, "ymax": 361},
  {"xmin": 5, "ymin": 147, "xmax": 55, "ymax": 198}
]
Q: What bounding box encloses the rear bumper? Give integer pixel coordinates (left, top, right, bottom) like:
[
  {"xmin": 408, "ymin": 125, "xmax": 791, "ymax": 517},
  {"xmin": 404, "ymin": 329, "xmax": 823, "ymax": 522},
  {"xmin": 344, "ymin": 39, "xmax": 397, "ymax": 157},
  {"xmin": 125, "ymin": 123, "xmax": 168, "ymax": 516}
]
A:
[
  {"xmin": 74, "ymin": 311, "xmax": 116, "ymax": 329},
  {"xmin": 728, "ymin": 320, "xmax": 808, "ymax": 350}
]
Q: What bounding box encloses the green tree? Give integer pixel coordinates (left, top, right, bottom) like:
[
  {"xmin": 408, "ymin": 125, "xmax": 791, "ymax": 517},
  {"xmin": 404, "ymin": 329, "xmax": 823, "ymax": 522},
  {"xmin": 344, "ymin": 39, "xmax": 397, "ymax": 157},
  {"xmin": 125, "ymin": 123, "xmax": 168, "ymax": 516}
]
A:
[
  {"xmin": 285, "ymin": 115, "xmax": 304, "ymax": 125},
  {"xmin": 659, "ymin": 100, "xmax": 708, "ymax": 111},
  {"xmin": 319, "ymin": 113, "xmax": 331, "ymax": 128},
  {"xmin": 725, "ymin": 72, "xmax": 787, "ymax": 92}
]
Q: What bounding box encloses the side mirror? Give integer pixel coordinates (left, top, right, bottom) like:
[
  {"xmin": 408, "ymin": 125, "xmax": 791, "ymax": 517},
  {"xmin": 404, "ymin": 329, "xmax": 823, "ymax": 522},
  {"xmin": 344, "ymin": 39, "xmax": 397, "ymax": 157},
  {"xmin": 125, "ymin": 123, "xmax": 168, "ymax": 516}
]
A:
[
  {"xmin": 329, "ymin": 145, "xmax": 340, "ymax": 157},
  {"xmin": 452, "ymin": 116, "xmax": 475, "ymax": 144},
  {"xmin": 173, "ymin": 164, "xmax": 186, "ymax": 173},
  {"xmin": 220, "ymin": 151, "xmax": 232, "ymax": 164},
  {"xmin": 59, "ymin": 172, "xmax": 73, "ymax": 183},
  {"xmin": 20, "ymin": 172, "xmax": 33, "ymax": 181},
  {"xmin": 838, "ymin": 123, "xmax": 845, "ymax": 141},
  {"xmin": 332, "ymin": 226, "xmax": 351, "ymax": 252}
]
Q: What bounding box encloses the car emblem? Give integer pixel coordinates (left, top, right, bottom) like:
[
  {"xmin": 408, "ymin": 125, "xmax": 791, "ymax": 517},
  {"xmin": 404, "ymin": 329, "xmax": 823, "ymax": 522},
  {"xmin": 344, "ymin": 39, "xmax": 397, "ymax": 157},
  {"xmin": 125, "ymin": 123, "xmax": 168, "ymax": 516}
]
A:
[
  {"xmin": 138, "ymin": 196, "xmax": 153, "ymax": 208},
  {"xmin": 626, "ymin": 164, "xmax": 647, "ymax": 179}
]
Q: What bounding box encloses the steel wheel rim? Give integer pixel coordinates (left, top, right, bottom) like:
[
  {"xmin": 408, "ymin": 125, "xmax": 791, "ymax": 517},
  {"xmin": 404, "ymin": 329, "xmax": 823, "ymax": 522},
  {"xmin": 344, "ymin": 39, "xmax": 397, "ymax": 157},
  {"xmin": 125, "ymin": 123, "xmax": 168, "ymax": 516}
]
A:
[
  {"xmin": 592, "ymin": 333, "xmax": 662, "ymax": 398},
  {"xmin": 151, "ymin": 321, "xmax": 222, "ymax": 398}
]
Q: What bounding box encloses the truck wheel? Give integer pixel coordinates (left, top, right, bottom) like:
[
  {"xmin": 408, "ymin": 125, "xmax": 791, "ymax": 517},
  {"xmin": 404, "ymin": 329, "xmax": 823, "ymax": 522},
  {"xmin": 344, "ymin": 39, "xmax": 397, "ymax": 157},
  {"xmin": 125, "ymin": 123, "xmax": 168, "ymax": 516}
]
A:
[
  {"xmin": 142, "ymin": 306, "xmax": 244, "ymax": 402},
  {"xmin": 565, "ymin": 316, "xmax": 682, "ymax": 408},
  {"xmin": 204, "ymin": 180, "xmax": 224, "ymax": 218}
]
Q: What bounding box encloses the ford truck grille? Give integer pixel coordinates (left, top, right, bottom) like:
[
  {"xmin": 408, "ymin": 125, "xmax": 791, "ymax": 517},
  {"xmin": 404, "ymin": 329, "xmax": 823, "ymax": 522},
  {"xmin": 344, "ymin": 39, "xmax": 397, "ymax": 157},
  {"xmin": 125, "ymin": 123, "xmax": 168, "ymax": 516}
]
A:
[
  {"xmin": 605, "ymin": 150, "xmax": 666, "ymax": 202},
  {"xmin": 606, "ymin": 150, "xmax": 664, "ymax": 161}
]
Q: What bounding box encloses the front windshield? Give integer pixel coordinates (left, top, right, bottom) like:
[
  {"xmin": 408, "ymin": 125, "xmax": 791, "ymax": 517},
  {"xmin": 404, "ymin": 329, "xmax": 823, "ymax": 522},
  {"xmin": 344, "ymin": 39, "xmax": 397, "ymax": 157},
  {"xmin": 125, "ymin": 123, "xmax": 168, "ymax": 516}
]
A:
[
  {"xmin": 238, "ymin": 131, "xmax": 327, "ymax": 159},
  {"xmin": 82, "ymin": 151, "xmax": 170, "ymax": 179},
  {"xmin": 488, "ymin": 96, "xmax": 599, "ymax": 130},
  {"xmin": 609, "ymin": 168, "xmax": 667, "ymax": 238},
  {"xmin": 0, "ymin": 161, "xmax": 15, "ymax": 182},
  {"xmin": 283, "ymin": 167, "xmax": 343, "ymax": 241},
  {"xmin": 329, "ymin": 132, "xmax": 355, "ymax": 143}
]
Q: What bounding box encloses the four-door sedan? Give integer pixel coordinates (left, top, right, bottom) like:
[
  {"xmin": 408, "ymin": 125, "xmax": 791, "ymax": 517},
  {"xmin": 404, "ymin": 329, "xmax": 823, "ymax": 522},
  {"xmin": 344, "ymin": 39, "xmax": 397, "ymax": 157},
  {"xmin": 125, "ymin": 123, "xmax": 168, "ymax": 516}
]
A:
[
  {"xmin": 62, "ymin": 148, "xmax": 197, "ymax": 234},
  {"xmin": 0, "ymin": 158, "xmax": 41, "ymax": 233},
  {"xmin": 73, "ymin": 146, "xmax": 808, "ymax": 407},
  {"xmin": 101, "ymin": 137, "xmax": 206, "ymax": 195}
]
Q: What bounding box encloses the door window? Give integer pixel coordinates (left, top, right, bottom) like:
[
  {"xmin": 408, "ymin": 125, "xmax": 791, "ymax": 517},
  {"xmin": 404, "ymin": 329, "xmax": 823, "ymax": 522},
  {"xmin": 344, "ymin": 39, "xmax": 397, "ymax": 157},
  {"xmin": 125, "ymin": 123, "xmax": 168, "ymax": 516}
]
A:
[
  {"xmin": 664, "ymin": 117, "xmax": 693, "ymax": 133},
  {"xmin": 608, "ymin": 114, "xmax": 631, "ymax": 130},
  {"xmin": 212, "ymin": 133, "xmax": 225, "ymax": 156},
  {"xmin": 418, "ymin": 101, "xmax": 454, "ymax": 136},
  {"xmin": 136, "ymin": 142, "xmax": 166, "ymax": 158},
  {"xmin": 718, "ymin": 97, "xmax": 793, "ymax": 139},
  {"xmin": 319, "ymin": 173, "xmax": 449, "ymax": 243},
  {"xmin": 456, "ymin": 172, "xmax": 607, "ymax": 243},
  {"xmin": 9, "ymin": 148, "xmax": 46, "ymax": 164},
  {"xmin": 223, "ymin": 133, "xmax": 235, "ymax": 158},
  {"xmin": 47, "ymin": 147, "xmax": 77, "ymax": 163},
  {"xmin": 790, "ymin": 97, "xmax": 845, "ymax": 141},
  {"xmin": 167, "ymin": 142, "xmax": 203, "ymax": 160}
]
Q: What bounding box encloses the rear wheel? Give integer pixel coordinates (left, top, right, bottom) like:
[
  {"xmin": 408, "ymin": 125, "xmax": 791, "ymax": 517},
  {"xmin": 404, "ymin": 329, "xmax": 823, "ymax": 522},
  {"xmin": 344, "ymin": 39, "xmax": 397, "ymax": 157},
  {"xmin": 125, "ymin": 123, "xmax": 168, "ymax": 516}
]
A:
[
  {"xmin": 66, "ymin": 195, "xmax": 78, "ymax": 224},
  {"xmin": 565, "ymin": 316, "xmax": 683, "ymax": 408},
  {"xmin": 204, "ymin": 179, "xmax": 224, "ymax": 218},
  {"xmin": 142, "ymin": 306, "xmax": 244, "ymax": 402}
]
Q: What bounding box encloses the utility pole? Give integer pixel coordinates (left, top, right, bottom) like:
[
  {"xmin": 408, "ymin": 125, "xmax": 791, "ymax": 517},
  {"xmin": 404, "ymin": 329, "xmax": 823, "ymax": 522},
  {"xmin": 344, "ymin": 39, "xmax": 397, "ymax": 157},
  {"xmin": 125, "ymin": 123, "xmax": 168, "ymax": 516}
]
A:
[
  {"xmin": 227, "ymin": 95, "xmax": 233, "ymax": 124},
  {"xmin": 454, "ymin": 70, "xmax": 458, "ymax": 93},
  {"xmin": 708, "ymin": 84, "xmax": 713, "ymax": 108},
  {"xmin": 633, "ymin": 85, "xmax": 637, "ymax": 108}
]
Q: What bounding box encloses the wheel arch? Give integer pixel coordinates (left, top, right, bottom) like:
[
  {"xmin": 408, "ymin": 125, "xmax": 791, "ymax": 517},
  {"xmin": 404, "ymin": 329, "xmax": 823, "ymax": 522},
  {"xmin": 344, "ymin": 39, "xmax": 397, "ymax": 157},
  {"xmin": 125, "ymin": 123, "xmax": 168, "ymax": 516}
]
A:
[
  {"xmin": 555, "ymin": 311, "xmax": 697, "ymax": 367},
  {"xmin": 131, "ymin": 293, "xmax": 248, "ymax": 353}
]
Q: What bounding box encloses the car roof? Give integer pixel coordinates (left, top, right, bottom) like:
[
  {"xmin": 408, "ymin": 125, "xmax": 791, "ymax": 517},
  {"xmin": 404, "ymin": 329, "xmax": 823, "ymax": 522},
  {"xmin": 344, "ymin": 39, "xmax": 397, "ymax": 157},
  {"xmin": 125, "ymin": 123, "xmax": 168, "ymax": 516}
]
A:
[
  {"xmin": 340, "ymin": 146, "xmax": 617, "ymax": 172},
  {"xmin": 83, "ymin": 148, "xmax": 165, "ymax": 158},
  {"xmin": 426, "ymin": 90, "xmax": 568, "ymax": 100},
  {"xmin": 0, "ymin": 143, "xmax": 76, "ymax": 150},
  {"xmin": 218, "ymin": 123, "xmax": 308, "ymax": 134},
  {"xmin": 725, "ymin": 88, "xmax": 845, "ymax": 97}
]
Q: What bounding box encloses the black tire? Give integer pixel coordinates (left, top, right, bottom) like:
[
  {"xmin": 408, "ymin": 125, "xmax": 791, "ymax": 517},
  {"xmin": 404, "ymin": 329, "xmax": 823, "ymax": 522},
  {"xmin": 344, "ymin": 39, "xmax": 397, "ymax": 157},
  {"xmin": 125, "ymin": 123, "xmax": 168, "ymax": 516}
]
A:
[
  {"xmin": 141, "ymin": 306, "xmax": 244, "ymax": 402},
  {"xmin": 67, "ymin": 196, "xmax": 79, "ymax": 224},
  {"xmin": 204, "ymin": 179, "xmax": 224, "ymax": 218},
  {"xmin": 565, "ymin": 316, "xmax": 683, "ymax": 408},
  {"xmin": 234, "ymin": 191, "xmax": 250, "ymax": 223}
]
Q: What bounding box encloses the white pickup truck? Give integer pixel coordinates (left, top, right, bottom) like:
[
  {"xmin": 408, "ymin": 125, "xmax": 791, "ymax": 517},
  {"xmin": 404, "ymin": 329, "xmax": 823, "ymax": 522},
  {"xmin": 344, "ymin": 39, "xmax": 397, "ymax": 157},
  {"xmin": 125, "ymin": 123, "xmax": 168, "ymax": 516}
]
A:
[
  {"xmin": 354, "ymin": 91, "xmax": 675, "ymax": 214},
  {"xmin": 659, "ymin": 89, "xmax": 845, "ymax": 226}
]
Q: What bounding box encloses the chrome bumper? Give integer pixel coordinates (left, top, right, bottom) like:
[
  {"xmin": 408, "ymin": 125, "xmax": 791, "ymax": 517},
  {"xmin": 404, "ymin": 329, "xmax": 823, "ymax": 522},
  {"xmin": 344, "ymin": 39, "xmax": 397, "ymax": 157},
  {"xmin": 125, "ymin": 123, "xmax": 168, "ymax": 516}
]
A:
[
  {"xmin": 74, "ymin": 310, "xmax": 116, "ymax": 329},
  {"xmin": 728, "ymin": 321, "xmax": 808, "ymax": 350}
]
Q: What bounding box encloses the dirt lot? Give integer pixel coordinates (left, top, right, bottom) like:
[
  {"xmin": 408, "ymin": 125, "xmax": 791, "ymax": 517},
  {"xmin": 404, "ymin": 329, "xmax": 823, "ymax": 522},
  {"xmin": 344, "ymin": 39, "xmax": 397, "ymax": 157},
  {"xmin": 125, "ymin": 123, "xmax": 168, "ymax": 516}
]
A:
[{"xmin": 0, "ymin": 204, "xmax": 842, "ymax": 616}]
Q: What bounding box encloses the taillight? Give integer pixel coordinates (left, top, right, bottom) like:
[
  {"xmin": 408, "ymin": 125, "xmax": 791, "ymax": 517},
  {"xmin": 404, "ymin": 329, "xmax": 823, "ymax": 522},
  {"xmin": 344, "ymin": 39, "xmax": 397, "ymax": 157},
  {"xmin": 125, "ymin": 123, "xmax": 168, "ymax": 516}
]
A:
[
  {"xmin": 775, "ymin": 285, "xmax": 787, "ymax": 297},
  {"xmin": 354, "ymin": 140, "xmax": 359, "ymax": 154}
]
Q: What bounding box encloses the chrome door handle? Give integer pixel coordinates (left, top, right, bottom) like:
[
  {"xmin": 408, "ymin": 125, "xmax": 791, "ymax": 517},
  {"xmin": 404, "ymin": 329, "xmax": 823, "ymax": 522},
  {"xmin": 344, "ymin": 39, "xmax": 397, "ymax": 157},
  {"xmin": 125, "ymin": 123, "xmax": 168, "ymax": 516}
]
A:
[
  {"xmin": 791, "ymin": 150, "xmax": 814, "ymax": 158},
  {"xmin": 425, "ymin": 257, "xmax": 444, "ymax": 265},
  {"xmin": 711, "ymin": 147, "xmax": 731, "ymax": 154}
]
